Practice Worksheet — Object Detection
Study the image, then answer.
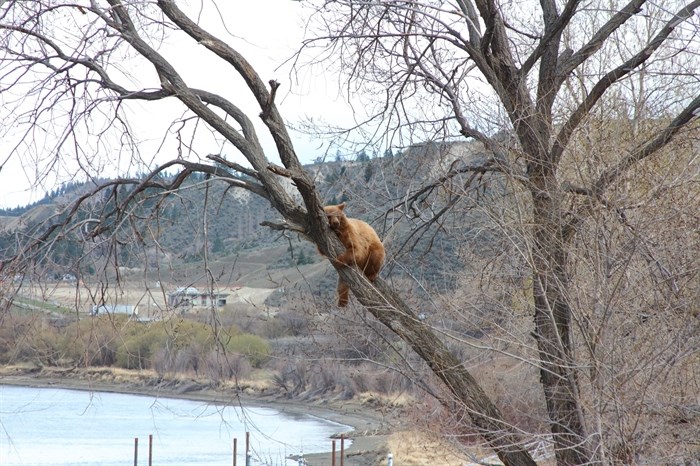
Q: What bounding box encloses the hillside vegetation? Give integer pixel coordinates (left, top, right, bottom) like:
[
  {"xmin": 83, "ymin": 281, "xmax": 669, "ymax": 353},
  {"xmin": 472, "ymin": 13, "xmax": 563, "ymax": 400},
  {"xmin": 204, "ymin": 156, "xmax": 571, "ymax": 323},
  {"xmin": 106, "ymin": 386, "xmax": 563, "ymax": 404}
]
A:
[{"xmin": 0, "ymin": 141, "xmax": 494, "ymax": 295}]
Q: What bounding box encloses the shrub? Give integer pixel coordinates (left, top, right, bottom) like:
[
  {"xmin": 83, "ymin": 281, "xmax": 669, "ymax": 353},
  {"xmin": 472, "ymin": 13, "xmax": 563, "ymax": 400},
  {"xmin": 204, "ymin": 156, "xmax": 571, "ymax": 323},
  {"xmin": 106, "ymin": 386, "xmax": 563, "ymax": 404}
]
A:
[
  {"xmin": 261, "ymin": 318, "xmax": 286, "ymax": 339},
  {"xmin": 59, "ymin": 316, "xmax": 126, "ymax": 366},
  {"xmin": 151, "ymin": 347, "xmax": 174, "ymax": 375},
  {"xmin": 1, "ymin": 311, "xmax": 273, "ymax": 382},
  {"xmin": 309, "ymin": 361, "xmax": 350, "ymax": 397},
  {"xmin": 173, "ymin": 344, "xmax": 202, "ymax": 374},
  {"xmin": 145, "ymin": 320, "xmax": 240, "ymax": 375},
  {"xmin": 115, "ymin": 324, "xmax": 168, "ymax": 370},
  {"xmin": 1, "ymin": 316, "xmax": 65, "ymax": 365},
  {"xmin": 223, "ymin": 333, "xmax": 271, "ymax": 368},
  {"xmin": 272, "ymin": 360, "xmax": 310, "ymax": 396},
  {"xmin": 275, "ymin": 311, "xmax": 310, "ymax": 337},
  {"xmin": 202, "ymin": 350, "xmax": 251, "ymax": 381}
]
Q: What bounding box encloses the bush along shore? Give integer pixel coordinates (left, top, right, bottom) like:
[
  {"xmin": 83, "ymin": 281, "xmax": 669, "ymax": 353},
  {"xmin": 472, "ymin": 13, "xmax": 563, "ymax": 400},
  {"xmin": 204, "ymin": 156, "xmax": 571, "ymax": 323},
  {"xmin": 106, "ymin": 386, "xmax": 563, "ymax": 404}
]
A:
[{"xmin": 0, "ymin": 311, "xmax": 494, "ymax": 464}]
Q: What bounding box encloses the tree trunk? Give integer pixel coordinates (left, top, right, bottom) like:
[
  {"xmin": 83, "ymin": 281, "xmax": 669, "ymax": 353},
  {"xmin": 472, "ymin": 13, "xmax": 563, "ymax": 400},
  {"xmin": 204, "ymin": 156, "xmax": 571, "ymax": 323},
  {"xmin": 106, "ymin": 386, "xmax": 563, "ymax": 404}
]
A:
[
  {"xmin": 337, "ymin": 269, "xmax": 538, "ymax": 466},
  {"xmin": 530, "ymin": 172, "xmax": 592, "ymax": 465},
  {"xmin": 286, "ymin": 155, "xmax": 538, "ymax": 466}
]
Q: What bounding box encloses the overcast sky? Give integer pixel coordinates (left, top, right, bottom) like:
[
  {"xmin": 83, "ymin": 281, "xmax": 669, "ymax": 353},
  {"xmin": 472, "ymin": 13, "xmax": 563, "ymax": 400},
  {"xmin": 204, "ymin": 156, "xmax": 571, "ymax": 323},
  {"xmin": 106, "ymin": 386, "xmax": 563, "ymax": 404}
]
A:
[{"xmin": 0, "ymin": 1, "xmax": 357, "ymax": 209}]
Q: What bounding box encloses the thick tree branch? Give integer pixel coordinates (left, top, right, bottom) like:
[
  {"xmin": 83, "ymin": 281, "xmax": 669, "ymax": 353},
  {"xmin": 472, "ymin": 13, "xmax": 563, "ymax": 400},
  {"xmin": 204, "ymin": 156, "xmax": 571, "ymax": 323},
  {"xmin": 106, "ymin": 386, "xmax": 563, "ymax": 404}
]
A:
[
  {"xmin": 155, "ymin": 1, "xmax": 303, "ymax": 172},
  {"xmin": 594, "ymin": 93, "xmax": 700, "ymax": 196},
  {"xmin": 338, "ymin": 270, "xmax": 537, "ymax": 466},
  {"xmin": 455, "ymin": 0, "xmax": 482, "ymax": 45},
  {"xmin": 206, "ymin": 154, "xmax": 260, "ymax": 180},
  {"xmin": 533, "ymin": 0, "xmax": 579, "ymax": 125},
  {"xmin": 520, "ymin": 0, "xmax": 581, "ymax": 76},
  {"xmin": 192, "ymin": 89, "xmax": 260, "ymax": 144},
  {"xmin": 96, "ymin": 0, "xmax": 305, "ymax": 227},
  {"xmin": 557, "ymin": 0, "xmax": 646, "ymax": 78}
]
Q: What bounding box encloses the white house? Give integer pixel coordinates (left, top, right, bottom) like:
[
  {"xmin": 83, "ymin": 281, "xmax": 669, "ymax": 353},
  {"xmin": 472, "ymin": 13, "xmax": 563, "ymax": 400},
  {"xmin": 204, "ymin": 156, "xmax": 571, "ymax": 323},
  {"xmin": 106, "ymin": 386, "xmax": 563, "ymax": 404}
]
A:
[{"xmin": 167, "ymin": 287, "xmax": 229, "ymax": 309}]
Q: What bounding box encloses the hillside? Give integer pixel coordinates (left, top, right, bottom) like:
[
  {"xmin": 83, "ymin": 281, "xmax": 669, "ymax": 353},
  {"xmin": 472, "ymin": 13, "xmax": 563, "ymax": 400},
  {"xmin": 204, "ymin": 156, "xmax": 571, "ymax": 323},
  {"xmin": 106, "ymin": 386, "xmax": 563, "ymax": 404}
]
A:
[{"xmin": 0, "ymin": 140, "xmax": 505, "ymax": 303}]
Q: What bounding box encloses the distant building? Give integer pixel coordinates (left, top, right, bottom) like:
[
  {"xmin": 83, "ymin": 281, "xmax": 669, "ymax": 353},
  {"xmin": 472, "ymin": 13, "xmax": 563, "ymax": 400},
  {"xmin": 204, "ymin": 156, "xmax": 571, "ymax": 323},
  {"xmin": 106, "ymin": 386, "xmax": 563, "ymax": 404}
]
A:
[
  {"xmin": 167, "ymin": 287, "xmax": 229, "ymax": 309},
  {"xmin": 90, "ymin": 304, "xmax": 138, "ymax": 317}
]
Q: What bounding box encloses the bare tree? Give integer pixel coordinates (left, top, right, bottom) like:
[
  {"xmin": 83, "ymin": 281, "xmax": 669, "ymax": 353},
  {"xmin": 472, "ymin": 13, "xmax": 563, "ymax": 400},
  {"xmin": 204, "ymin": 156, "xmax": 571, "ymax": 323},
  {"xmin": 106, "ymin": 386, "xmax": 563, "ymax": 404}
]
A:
[
  {"xmin": 1, "ymin": 1, "xmax": 699, "ymax": 465},
  {"xmin": 0, "ymin": 1, "xmax": 537, "ymax": 464},
  {"xmin": 297, "ymin": 0, "xmax": 700, "ymax": 464}
]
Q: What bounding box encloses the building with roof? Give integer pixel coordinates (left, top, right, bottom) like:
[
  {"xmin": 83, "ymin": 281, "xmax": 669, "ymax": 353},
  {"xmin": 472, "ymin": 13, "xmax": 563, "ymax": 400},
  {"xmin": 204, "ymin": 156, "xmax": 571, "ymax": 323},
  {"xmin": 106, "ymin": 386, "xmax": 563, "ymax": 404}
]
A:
[
  {"xmin": 90, "ymin": 304, "xmax": 138, "ymax": 317},
  {"xmin": 166, "ymin": 287, "xmax": 229, "ymax": 309}
]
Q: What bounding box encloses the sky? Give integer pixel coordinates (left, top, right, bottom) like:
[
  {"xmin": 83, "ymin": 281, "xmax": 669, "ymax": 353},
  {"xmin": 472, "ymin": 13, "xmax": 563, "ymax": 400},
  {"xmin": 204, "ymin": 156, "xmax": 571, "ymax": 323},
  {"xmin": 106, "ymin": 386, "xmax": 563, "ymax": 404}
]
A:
[{"xmin": 0, "ymin": 1, "xmax": 359, "ymax": 209}]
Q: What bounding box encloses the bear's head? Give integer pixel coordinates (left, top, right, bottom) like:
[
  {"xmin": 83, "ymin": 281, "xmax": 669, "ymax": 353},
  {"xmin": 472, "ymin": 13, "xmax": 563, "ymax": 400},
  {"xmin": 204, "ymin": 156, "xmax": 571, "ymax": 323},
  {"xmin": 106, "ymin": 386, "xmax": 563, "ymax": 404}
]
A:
[{"xmin": 323, "ymin": 202, "xmax": 347, "ymax": 230}]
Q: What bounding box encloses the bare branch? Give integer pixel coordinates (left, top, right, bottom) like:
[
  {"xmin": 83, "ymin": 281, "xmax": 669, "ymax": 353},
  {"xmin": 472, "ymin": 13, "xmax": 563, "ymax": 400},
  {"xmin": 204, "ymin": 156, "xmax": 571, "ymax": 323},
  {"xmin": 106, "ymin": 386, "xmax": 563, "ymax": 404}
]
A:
[
  {"xmin": 520, "ymin": 0, "xmax": 582, "ymax": 76},
  {"xmin": 155, "ymin": 1, "xmax": 302, "ymax": 172},
  {"xmin": 206, "ymin": 154, "xmax": 260, "ymax": 180},
  {"xmin": 552, "ymin": 0, "xmax": 700, "ymax": 164},
  {"xmin": 557, "ymin": 0, "xmax": 647, "ymax": 79},
  {"xmin": 594, "ymin": 93, "xmax": 700, "ymax": 196}
]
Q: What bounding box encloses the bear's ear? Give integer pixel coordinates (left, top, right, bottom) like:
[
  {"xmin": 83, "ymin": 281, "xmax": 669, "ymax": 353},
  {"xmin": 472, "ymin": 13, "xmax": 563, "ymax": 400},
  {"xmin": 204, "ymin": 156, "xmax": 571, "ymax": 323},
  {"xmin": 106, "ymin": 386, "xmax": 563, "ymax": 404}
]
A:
[{"xmin": 338, "ymin": 202, "xmax": 346, "ymax": 210}]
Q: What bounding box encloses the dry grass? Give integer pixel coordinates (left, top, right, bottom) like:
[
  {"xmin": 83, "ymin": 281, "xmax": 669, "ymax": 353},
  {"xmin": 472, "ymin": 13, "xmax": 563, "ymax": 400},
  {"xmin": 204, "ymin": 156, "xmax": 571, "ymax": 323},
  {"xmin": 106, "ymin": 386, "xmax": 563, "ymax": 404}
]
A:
[
  {"xmin": 19, "ymin": 282, "xmax": 168, "ymax": 312},
  {"xmin": 19, "ymin": 282, "xmax": 275, "ymax": 315},
  {"xmin": 358, "ymin": 391, "xmax": 414, "ymax": 409},
  {"xmin": 381, "ymin": 430, "xmax": 501, "ymax": 466},
  {"xmin": 220, "ymin": 369, "xmax": 275, "ymax": 393}
]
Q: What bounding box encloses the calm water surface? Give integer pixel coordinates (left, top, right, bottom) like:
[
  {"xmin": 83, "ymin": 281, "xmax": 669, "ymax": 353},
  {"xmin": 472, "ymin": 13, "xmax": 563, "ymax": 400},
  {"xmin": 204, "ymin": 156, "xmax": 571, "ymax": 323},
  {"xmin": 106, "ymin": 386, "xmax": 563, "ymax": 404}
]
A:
[{"xmin": 0, "ymin": 385, "xmax": 350, "ymax": 465}]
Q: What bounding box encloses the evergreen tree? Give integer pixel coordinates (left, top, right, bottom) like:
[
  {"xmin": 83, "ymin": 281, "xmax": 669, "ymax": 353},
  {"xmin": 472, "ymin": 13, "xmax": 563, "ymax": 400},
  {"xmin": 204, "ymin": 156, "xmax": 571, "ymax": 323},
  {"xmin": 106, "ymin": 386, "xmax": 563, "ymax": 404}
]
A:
[
  {"xmin": 211, "ymin": 236, "xmax": 225, "ymax": 254},
  {"xmin": 364, "ymin": 162, "xmax": 375, "ymax": 182}
]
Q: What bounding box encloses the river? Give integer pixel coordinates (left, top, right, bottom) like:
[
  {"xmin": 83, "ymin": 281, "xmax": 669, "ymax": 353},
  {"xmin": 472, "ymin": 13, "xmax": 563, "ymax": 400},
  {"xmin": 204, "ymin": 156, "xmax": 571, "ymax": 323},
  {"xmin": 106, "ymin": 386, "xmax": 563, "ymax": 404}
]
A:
[{"xmin": 0, "ymin": 385, "xmax": 351, "ymax": 466}]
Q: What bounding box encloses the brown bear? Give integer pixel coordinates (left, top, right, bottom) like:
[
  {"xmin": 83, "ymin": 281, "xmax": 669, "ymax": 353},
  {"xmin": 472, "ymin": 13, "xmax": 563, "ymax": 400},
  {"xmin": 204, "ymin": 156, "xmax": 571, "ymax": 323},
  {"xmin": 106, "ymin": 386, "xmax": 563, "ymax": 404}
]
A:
[{"xmin": 322, "ymin": 203, "xmax": 385, "ymax": 307}]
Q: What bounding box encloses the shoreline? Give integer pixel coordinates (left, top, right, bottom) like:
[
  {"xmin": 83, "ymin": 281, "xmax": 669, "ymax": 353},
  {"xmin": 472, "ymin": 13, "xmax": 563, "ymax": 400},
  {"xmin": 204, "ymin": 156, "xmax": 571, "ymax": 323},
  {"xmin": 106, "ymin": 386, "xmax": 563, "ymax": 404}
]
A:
[{"xmin": 0, "ymin": 368, "xmax": 393, "ymax": 466}]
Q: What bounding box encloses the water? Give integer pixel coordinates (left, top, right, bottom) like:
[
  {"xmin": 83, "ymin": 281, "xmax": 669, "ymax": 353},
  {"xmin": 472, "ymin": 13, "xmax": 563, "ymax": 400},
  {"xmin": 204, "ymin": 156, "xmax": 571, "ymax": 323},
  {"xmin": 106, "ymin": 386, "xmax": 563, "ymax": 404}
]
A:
[{"xmin": 0, "ymin": 385, "xmax": 350, "ymax": 465}]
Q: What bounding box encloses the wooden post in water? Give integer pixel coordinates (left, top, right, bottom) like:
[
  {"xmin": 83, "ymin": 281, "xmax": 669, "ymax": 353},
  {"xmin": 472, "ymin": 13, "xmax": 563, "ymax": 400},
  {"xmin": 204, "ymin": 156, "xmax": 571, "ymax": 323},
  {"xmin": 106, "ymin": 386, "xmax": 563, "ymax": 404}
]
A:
[
  {"xmin": 233, "ymin": 437, "xmax": 237, "ymax": 466},
  {"xmin": 340, "ymin": 434, "xmax": 344, "ymax": 466},
  {"xmin": 133, "ymin": 437, "xmax": 138, "ymax": 466},
  {"xmin": 245, "ymin": 432, "xmax": 250, "ymax": 466},
  {"xmin": 332, "ymin": 439, "xmax": 336, "ymax": 466}
]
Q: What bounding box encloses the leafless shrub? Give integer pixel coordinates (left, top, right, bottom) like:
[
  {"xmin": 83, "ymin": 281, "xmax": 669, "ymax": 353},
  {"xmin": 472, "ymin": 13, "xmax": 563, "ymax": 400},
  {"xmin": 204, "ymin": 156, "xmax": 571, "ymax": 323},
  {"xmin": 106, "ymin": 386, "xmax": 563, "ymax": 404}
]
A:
[
  {"xmin": 274, "ymin": 311, "xmax": 311, "ymax": 337},
  {"xmin": 151, "ymin": 347, "xmax": 175, "ymax": 376},
  {"xmin": 272, "ymin": 360, "xmax": 310, "ymax": 397},
  {"xmin": 202, "ymin": 350, "xmax": 251, "ymax": 382},
  {"xmin": 307, "ymin": 360, "xmax": 351, "ymax": 397},
  {"xmin": 173, "ymin": 345, "xmax": 201, "ymax": 374},
  {"xmin": 370, "ymin": 367, "xmax": 415, "ymax": 395}
]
